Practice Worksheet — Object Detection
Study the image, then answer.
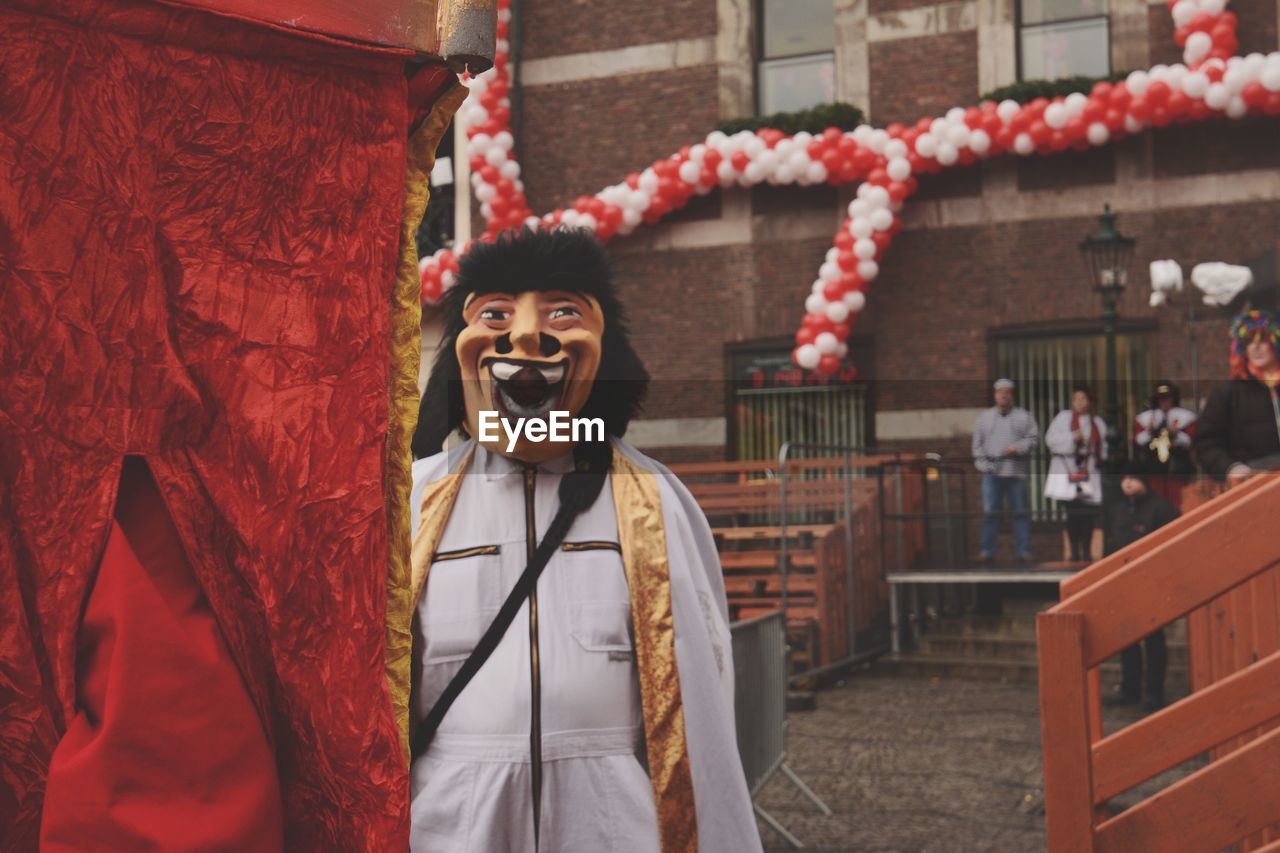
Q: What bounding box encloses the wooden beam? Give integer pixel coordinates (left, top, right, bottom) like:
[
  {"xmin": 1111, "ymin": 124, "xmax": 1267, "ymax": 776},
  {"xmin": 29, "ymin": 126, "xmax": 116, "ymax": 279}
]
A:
[
  {"xmin": 1062, "ymin": 476, "xmax": 1280, "ymax": 665},
  {"xmin": 1096, "ymin": 725, "xmax": 1280, "ymax": 853},
  {"xmin": 1037, "ymin": 611, "xmax": 1096, "ymax": 851},
  {"xmin": 1060, "ymin": 473, "xmax": 1271, "ymax": 599},
  {"xmin": 1091, "ymin": 649, "xmax": 1280, "ymax": 803}
]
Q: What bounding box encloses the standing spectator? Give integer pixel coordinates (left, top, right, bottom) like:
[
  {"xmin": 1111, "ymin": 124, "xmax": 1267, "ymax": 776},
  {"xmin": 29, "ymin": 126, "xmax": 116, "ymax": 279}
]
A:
[
  {"xmin": 973, "ymin": 378, "xmax": 1040, "ymax": 564},
  {"xmin": 1104, "ymin": 463, "xmax": 1180, "ymax": 710},
  {"xmin": 1134, "ymin": 381, "xmax": 1197, "ymax": 508},
  {"xmin": 1044, "ymin": 386, "xmax": 1107, "ymax": 563},
  {"xmin": 1195, "ymin": 310, "xmax": 1280, "ymax": 485}
]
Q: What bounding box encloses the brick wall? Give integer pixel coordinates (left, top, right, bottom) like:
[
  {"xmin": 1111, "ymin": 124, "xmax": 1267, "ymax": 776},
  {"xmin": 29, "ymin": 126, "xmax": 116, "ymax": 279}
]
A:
[
  {"xmin": 868, "ymin": 31, "xmax": 978, "ymax": 125},
  {"xmin": 519, "ymin": 66, "xmax": 720, "ymax": 212},
  {"xmin": 519, "ymin": 0, "xmax": 717, "ymax": 60}
]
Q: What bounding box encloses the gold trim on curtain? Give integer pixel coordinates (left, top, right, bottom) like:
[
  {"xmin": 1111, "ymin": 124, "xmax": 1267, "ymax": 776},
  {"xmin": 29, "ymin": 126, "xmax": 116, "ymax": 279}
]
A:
[{"xmin": 384, "ymin": 79, "xmax": 469, "ymax": 756}]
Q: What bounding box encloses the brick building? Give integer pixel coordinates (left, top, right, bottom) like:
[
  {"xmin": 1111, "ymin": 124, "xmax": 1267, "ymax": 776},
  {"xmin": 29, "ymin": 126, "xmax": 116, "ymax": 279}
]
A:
[{"xmin": 432, "ymin": 0, "xmax": 1280, "ymax": 489}]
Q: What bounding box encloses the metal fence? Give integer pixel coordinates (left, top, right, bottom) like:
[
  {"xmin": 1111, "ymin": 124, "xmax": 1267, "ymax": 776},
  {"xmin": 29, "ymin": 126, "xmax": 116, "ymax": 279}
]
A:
[{"xmin": 731, "ymin": 609, "xmax": 831, "ymax": 848}]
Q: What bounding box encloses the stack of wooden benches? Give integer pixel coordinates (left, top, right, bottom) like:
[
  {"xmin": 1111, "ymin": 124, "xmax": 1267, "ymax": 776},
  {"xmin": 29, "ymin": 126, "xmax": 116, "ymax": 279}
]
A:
[{"xmin": 667, "ymin": 455, "xmax": 924, "ymax": 675}]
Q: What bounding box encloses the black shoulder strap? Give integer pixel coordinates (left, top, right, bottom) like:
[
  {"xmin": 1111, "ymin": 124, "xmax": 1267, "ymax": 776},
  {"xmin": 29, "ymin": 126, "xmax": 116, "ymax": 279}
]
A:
[{"xmin": 410, "ymin": 442, "xmax": 613, "ymax": 760}]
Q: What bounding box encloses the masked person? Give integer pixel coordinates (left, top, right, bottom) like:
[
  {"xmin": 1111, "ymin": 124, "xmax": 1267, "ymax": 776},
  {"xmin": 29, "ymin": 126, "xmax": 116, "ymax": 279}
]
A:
[
  {"xmin": 404, "ymin": 227, "xmax": 761, "ymax": 853},
  {"xmin": 1195, "ymin": 310, "xmax": 1280, "ymax": 486},
  {"xmin": 1133, "ymin": 381, "xmax": 1196, "ymax": 508}
]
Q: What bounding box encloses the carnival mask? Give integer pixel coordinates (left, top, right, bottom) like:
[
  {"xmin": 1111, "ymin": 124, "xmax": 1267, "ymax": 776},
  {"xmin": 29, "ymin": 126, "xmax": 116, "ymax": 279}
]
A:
[{"xmin": 457, "ymin": 289, "xmax": 604, "ymax": 462}]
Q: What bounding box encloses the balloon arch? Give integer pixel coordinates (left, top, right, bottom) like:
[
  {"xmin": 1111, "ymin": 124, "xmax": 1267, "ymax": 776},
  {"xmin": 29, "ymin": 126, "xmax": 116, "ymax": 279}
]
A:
[{"xmin": 420, "ymin": 0, "xmax": 1279, "ymax": 375}]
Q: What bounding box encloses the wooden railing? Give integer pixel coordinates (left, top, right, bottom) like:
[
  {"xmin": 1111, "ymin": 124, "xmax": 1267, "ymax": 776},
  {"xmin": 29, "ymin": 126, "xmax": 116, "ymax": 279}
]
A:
[{"xmin": 1038, "ymin": 472, "xmax": 1280, "ymax": 851}]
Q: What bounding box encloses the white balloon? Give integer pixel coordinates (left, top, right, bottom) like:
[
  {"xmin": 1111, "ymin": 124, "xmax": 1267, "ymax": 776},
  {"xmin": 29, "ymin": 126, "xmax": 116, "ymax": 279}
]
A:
[
  {"xmin": 884, "ymin": 139, "xmax": 908, "ymax": 159},
  {"xmin": 930, "ymin": 117, "xmax": 948, "ymax": 137},
  {"xmin": 494, "ymin": 131, "xmax": 515, "ymax": 151},
  {"xmin": 1261, "ymin": 61, "xmax": 1280, "ymax": 92},
  {"xmin": 850, "ymin": 217, "xmax": 874, "ymax": 239},
  {"xmin": 844, "ymin": 291, "xmax": 866, "ymax": 312},
  {"xmin": 867, "ymin": 129, "xmax": 890, "ymax": 154},
  {"xmin": 622, "ymin": 208, "xmax": 642, "ymax": 226},
  {"xmin": 475, "ymin": 183, "xmax": 496, "ymax": 202},
  {"xmin": 847, "ymin": 199, "xmax": 871, "ymax": 219},
  {"xmin": 886, "ymin": 157, "xmax": 912, "ymax": 181},
  {"xmin": 717, "ymin": 161, "xmax": 737, "ymax": 184},
  {"xmin": 854, "ymin": 237, "xmax": 877, "ymax": 259},
  {"xmin": 639, "ymin": 170, "xmax": 660, "ymax": 193},
  {"xmin": 1064, "ymin": 92, "xmax": 1089, "ymax": 117},
  {"xmin": 1226, "ymin": 96, "xmax": 1248, "ymax": 118},
  {"xmin": 793, "ymin": 131, "xmax": 813, "ymax": 146},
  {"xmin": 469, "ymin": 132, "xmax": 493, "ymax": 153},
  {"xmin": 806, "ymin": 162, "xmax": 829, "ymax": 184},
  {"xmin": 969, "ymin": 129, "xmax": 991, "ymax": 156},
  {"xmin": 946, "ymin": 123, "xmax": 970, "ymax": 148},
  {"xmin": 1014, "ymin": 132, "xmax": 1035, "ymax": 155},
  {"xmin": 1182, "ymin": 71, "xmax": 1211, "ymax": 98},
  {"xmin": 997, "ymin": 99, "xmax": 1021, "ymax": 123},
  {"xmin": 678, "ymin": 160, "xmax": 701, "ymax": 184},
  {"xmin": 689, "ymin": 143, "xmax": 707, "ymax": 163},
  {"xmin": 864, "ymin": 185, "xmax": 891, "ymax": 209},
  {"xmin": 757, "ymin": 150, "xmax": 780, "ymax": 174},
  {"xmin": 946, "ymin": 106, "xmax": 967, "ymax": 123},
  {"xmin": 858, "ymin": 259, "xmax": 880, "ymax": 281},
  {"xmin": 1205, "ymin": 82, "xmax": 1232, "ymax": 110},
  {"xmin": 1165, "ymin": 64, "xmax": 1187, "ymax": 92},
  {"xmin": 1200, "ymin": 0, "xmax": 1225, "ymax": 14},
  {"xmin": 744, "ymin": 162, "xmax": 765, "ymax": 183},
  {"xmin": 1087, "ymin": 122, "xmax": 1109, "ymax": 145},
  {"xmin": 826, "ymin": 301, "xmax": 850, "ymax": 323},
  {"xmin": 1044, "ymin": 102, "xmax": 1068, "ymax": 129},
  {"xmin": 745, "ymin": 136, "xmax": 767, "ymax": 157},
  {"xmin": 837, "ymin": 343, "xmax": 849, "ymax": 358},
  {"xmin": 706, "ymin": 130, "xmax": 728, "ymax": 148},
  {"xmin": 1148, "ymin": 64, "xmax": 1170, "ymax": 83},
  {"xmin": 812, "ymin": 279, "xmax": 828, "ymax": 295},
  {"xmin": 870, "ymin": 208, "xmax": 894, "ymax": 231},
  {"xmin": 852, "ymin": 124, "xmax": 875, "ymax": 144},
  {"xmin": 1171, "ymin": 0, "xmax": 1195, "ymax": 25},
  {"xmin": 815, "ymin": 332, "xmax": 839, "ymax": 355},
  {"xmin": 935, "ymin": 141, "xmax": 959, "ymax": 166},
  {"xmin": 1127, "ymin": 70, "xmax": 1150, "ymax": 97},
  {"xmin": 1184, "ymin": 31, "xmax": 1212, "ymax": 66},
  {"xmin": 914, "ymin": 133, "xmax": 938, "ymax": 158},
  {"xmin": 820, "ymin": 262, "xmax": 842, "ymax": 282},
  {"xmin": 774, "ymin": 164, "xmax": 797, "ymax": 184},
  {"xmin": 805, "ymin": 294, "xmax": 829, "ymax": 315},
  {"xmin": 796, "ymin": 344, "xmax": 821, "ymax": 370}
]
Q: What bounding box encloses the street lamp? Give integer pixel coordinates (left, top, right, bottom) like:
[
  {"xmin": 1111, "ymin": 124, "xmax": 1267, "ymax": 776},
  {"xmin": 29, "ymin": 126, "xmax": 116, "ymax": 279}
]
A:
[{"xmin": 1079, "ymin": 203, "xmax": 1137, "ymax": 472}]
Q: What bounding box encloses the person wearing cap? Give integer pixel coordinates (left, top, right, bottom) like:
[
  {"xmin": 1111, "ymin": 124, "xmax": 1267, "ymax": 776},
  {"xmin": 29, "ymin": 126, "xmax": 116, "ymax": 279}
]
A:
[
  {"xmin": 1195, "ymin": 310, "xmax": 1280, "ymax": 485},
  {"xmin": 1104, "ymin": 463, "xmax": 1180, "ymax": 710},
  {"xmin": 1133, "ymin": 381, "xmax": 1197, "ymax": 508},
  {"xmin": 972, "ymin": 379, "xmax": 1040, "ymax": 564}
]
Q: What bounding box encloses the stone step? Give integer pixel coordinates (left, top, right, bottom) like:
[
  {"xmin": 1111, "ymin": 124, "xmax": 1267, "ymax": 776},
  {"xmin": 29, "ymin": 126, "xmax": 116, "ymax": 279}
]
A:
[
  {"xmin": 917, "ymin": 634, "xmax": 1188, "ymax": 666},
  {"xmin": 875, "ymin": 653, "xmax": 1189, "ymax": 687}
]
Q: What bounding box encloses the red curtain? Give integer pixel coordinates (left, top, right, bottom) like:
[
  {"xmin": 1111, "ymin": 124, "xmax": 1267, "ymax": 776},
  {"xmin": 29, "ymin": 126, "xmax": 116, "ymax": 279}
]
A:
[{"xmin": 1, "ymin": 1, "xmax": 421, "ymax": 847}]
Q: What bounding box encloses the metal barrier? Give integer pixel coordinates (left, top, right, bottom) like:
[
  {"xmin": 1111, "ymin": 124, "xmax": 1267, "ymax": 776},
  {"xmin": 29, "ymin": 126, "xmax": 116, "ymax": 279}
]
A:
[
  {"xmin": 732, "ymin": 609, "xmax": 831, "ymax": 848},
  {"xmin": 778, "ymin": 442, "xmax": 898, "ymax": 682}
]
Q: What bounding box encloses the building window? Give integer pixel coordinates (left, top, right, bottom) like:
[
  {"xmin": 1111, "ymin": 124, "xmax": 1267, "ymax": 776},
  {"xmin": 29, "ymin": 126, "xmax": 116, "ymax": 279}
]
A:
[
  {"xmin": 993, "ymin": 329, "xmax": 1151, "ymax": 519},
  {"xmin": 757, "ymin": 0, "xmax": 835, "ymax": 115},
  {"xmin": 1018, "ymin": 0, "xmax": 1110, "ymax": 81},
  {"xmin": 729, "ymin": 341, "xmax": 871, "ymax": 461}
]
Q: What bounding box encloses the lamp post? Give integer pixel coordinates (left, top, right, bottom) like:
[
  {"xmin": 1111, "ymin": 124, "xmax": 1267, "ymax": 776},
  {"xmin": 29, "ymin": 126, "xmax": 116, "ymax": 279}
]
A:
[{"xmin": 1079, "ymin": 204, "xmax": 1137, "ymax": 482}]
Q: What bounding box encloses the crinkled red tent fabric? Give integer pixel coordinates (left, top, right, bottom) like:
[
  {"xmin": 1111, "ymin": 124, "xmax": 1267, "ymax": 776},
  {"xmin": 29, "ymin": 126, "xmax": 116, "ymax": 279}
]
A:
[{"xmin": 0, "ymin": 1, "xmax": 435, "ymax": 848}]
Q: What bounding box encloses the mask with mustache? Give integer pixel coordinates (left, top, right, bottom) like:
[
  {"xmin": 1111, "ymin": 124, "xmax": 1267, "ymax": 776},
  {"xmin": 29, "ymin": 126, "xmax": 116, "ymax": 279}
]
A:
[{"xmin": 457, "ymin": 289, "xmax": 604, "ymax": 462}]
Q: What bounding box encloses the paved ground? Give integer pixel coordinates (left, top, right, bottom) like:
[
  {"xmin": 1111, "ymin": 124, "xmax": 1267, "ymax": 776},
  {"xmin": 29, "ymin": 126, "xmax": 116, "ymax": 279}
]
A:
[{"xmin": 753, "ymin": 672, "xmax": 1198, "ymax": 852}]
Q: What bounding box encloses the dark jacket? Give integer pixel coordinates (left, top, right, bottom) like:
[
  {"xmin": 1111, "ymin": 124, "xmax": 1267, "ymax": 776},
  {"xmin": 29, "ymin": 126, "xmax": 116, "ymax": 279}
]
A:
[
  {"xmin": 1105, "ymin": 490, "xmax": 1180, "ymax": 556},
  {"xmin": 1193, "ymin": 376, "xmax": 1280, "ymax": 480}
]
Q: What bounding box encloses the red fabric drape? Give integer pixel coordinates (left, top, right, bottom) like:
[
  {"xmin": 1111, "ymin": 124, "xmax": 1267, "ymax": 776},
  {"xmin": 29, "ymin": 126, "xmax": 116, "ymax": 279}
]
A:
[
  {"xmin": 39, "ymin": 459, "xmax": 284, "ymax": 851},
  {"xmin": 1, "ymin": 1, "xmax": 419, "ymax": 848}
]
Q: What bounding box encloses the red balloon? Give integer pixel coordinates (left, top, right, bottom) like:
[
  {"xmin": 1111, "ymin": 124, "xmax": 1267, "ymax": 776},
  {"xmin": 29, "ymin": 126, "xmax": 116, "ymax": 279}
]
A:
[
  {"xmin": 1265, "ymin": 92, "xmax": 1280, "ymax": 116},
  {"xmin": 822, "ymin": 281, "xmax": 846, "ymax": 302},
  {"xmin": 964, "ymin": 107, "xmax": 983, "ymax": 128},
  {"xmin": 1104, "ymin": 108, "xmax": 1125, "ymax": 130},
  {"xmin": 1009, "ymin": 111, "xmax": 1031, "ymax": 133},
  {"xmin": 1242, "ymin": 82, "xmax": 1268, "ymax": 109},
  {"xmin": 1108, "ymin": 86, "xmax": 1131, "ymax": 110},
  {"xmin": 1146, "ymin": 81, "xmax": 1171, "ymax": 105},
  {"xmin": 822, "ymin": 127, "xmax": 842, "ymax": 144},
  {"xmin": 866, "ymin": 168, "xmax": 889, "ymax": 186},
  {"xmin": 702, "ymin": 149, "xmax": 722, "ymax": 170},
  {"xmin": 796, "ymin": 327, "xmax": 817, "ymax": 346},
  {"xmin": 1174, "ymin": 24, "xmax": 1190, "ymax": 47},
  {"xmin": 854, "ymin": 147, "xmax": 878, "ymax": 171},
  {"xmin": 1128, "ymin": 96, "xmax": 1152, "ymax": 122},
  {"xmin": 822, "ymin": 150, "xmax": 843, "ymax": 173},
  {"xmin": 994, "ymin": 126, "xmax": 1015, "ymax": 150},
  {"xmin": 818, "ymin": 354, "xmax": 841, "ymax": 375},
  {"xmin": 887, "ymin": 180, "xmax": 910, "ymax": 202},
  {"xmin": 834, "ymin": 231, "xmax": 854, "ymax": 252},
  {"xmin": 1151, "ymin": 106, "xmax": 1171, "ymax": 127},
  {"xmin": 873, "ymin": 230, "xmax": 894, "ymax": 251},
  {"xmin": 730, "ymin": 151, "xmax": 750, "ymax": 171},
  {"xmin": 1029, "ymin": 120, "xmax": 1051, "ymax": 144},
  {"xmin": 1064, "ymin": 116, "xmax": 1086, "ymax": 140},
  {"xmin": 1187, "ymin": 11, "xmax": 1214, "ymax": 31},
  {"xmin": 982, "ymin": 114, "xmax": 1003, "ymax": 136},
  {"xmin": 832, "ymin": 322, "xmax": 851, "ymax": 340},
  {"xmin": 806, "ymin": 139, "xmax": 826, "ymax": 159},
  {"xmin": 886, "ymin": 122, "xmax": 906, "ymax": 137},
  {"xmin": 1091, "ymin": 81, "xmax": 1113, "ymax": 99},
  {"xmin": 1166, "ymin": 91, "xmax": 1191, "ymax": 116},
  {"xmin": 836, "ymin": 249, "xmax": 857, "ymax": 271},
  {"xmin": 1082, "ymin": 98, "xmax": 1106, "ymax": 124}
]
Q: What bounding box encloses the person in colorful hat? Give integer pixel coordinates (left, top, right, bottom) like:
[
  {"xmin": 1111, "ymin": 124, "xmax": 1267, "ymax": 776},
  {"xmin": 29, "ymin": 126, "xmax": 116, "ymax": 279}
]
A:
[{"xmin": 1194, "ymin": 310, "xmax": 1280, "ymax": 485}]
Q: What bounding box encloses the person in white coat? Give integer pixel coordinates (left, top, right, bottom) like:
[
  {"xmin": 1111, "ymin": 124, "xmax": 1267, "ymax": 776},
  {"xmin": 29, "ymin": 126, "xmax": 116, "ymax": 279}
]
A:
[{"xmin": 1044, "ymin": 386, "xmax": 1108, "ymax": 563}]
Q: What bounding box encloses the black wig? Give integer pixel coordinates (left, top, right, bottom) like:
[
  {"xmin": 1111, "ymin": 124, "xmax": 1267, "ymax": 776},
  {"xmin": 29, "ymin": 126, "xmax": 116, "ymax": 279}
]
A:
[{"xmin": 412, "ymin": 227, "xmax": 650, "ymax": 458}]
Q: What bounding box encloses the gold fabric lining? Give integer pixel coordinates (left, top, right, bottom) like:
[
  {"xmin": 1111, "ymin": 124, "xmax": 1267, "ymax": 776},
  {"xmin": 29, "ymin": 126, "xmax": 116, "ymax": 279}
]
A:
[
  {"xmin": 383, "ymin": 78, "xmax": 470, "ymax": 756},
  {"xmin": 561, "ymin": 540, "xmax": 622, "ymax": 553},
  {"xmin": 433, "ymin": 544, "xmax": 501, "ymax": 561},
  {"xmin": 611, "ymin": 452, "xmax": 699, "ymax": 852}
]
